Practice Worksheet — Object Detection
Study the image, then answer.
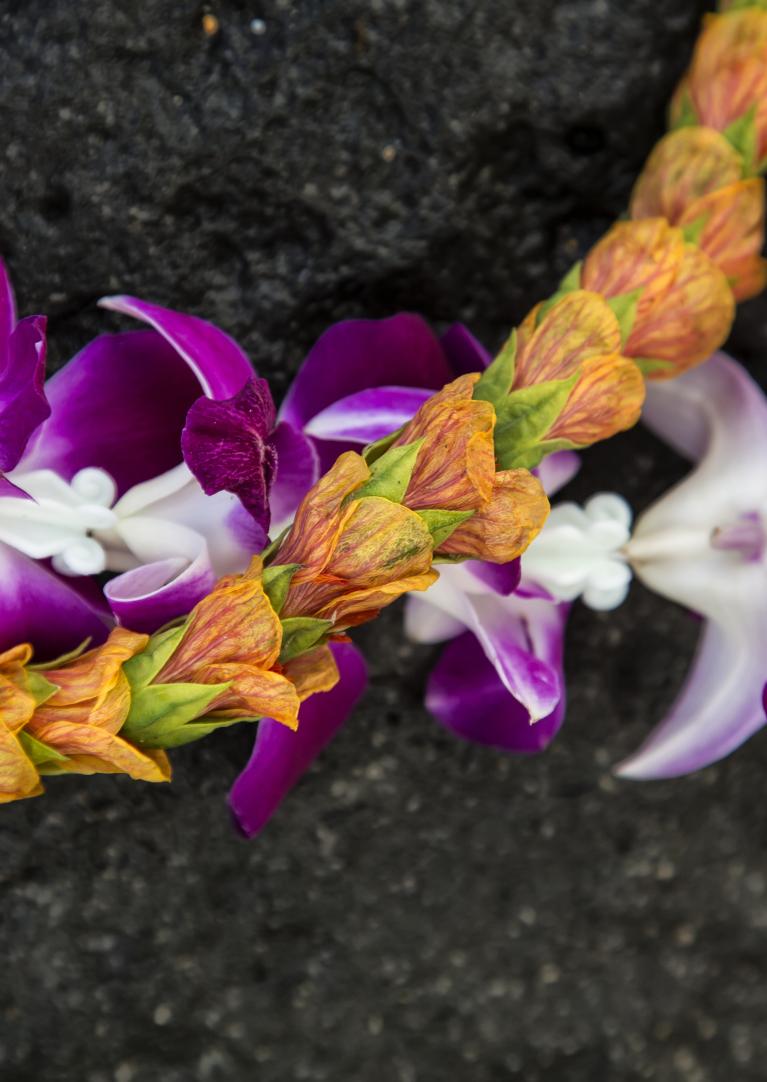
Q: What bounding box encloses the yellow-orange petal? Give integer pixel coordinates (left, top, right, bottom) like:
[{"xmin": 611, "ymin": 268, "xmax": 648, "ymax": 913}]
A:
[
  {"xmin": 191, "ymin": 662, "xmax": 302, "ymax": 728},
  {"xmin": 42, "ymin": 627, "xmax": 149, "ymax": 708},
  {"xmin": 315, "ymin": 571, "xmax": 439, "ymax": 629},
  {"xmin": 437, "ymin": 469, "xmax": 550, "ymax": 563},
  {"xmin": 0, "ymin": 672, "xmax": 37, "ymax": 733},
  {"xmin": 546, "ymin": 355, "xmax": 645, "ymax": 444},
  {"xmin": 581, "ymin": 219, "xmax": 686, "ymax": 328},
  {"xmin": 159, "ymin": 556, "xmax": 283, "ymax": 682},
  {"xmin": 27, "ymin": 718, "xmax": 171, "ymax": 782},
  {"xmin": 680, "ymin": 176, "xmax": 767, "ymax": 302},
  {"xmin": 630, "ymin": 127, "xmax": 743, "ymax": 223},
  {"xmin": 326, "ymin": 496, "xmax": 435, "ymax": 586},
  {"xmin": 276, "ymin": 452, "xmax": 370, "ymax": 571},
  {"xmin": 283, "ymin": 644, "xmax": 340, "ymax": 702},
  {"xmin": 395, "ymin": 374, "xmax": 497, "ymax": 512},
  {"xmin": 513, "ymin": 290, "xmax": 623, "ymax": 389},
  {"xmin": 623, "ymin": 244, "xmax": 736, "ymax": 376},
  {"xmin": 0, "ymin": 726, "xmax": 41, "ymax": 803},
  {"xmin": 686, "ymin": 10, "xmax": 767, "ymax": 83}
]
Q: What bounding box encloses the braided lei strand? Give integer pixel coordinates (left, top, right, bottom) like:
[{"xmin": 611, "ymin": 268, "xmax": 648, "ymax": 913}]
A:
[{"xmin": 1, "ymin": 2, "xmax": 766, "ymax": 825}]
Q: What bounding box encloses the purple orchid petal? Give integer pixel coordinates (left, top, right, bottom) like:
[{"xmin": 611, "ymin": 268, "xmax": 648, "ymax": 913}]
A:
[
  {"xmin": 303, "ymin": 385, "xmax": 433, "ymax": 444},
  {"xmin": 0, "ymin": 542, "xmax": 110, "ymax": 659},
  {"xmin": 465, "ymin": 558, "xmax": 521, "ymax": 597},
  {"xmin": 535, "ymin": 450, "xmax": 581, "ymax": 497},
  {"xmin": 229, "ymin": 641, "xmax": 368, "ymax": 837},
  {"xmin": 105, "ymin": 552, "xmax": 217, "ymax": 634},
  {"xmin": 0, "ymin": 258, "xmax": 17, "ymax": 363},
  {"xmin": 0, "ymin": 476, "xmax": 31, "ymax": 498},
  {"xmin": 181, "ymin": 377, "xmax": 277, "ymax": 531},
  {"xmin": 0, "ymin": 316, "xmax": 50, "ymax": 472},
  {"xmin": 279, "ymin": 314, "xmax": 452, "ymax": 430},
  {"xmin": 99, "ymin": 295, "xmax": 254, "ymax": 399},
  {"xmin": 267, "ymin": 421, "xmax": 320, "ymax": 534},
  {"xmin": 439, "ymin": 323, "xmax": 492, "ymax": 375},
  {"xmin": 427, "ymin": 630, "xmax": 566, "ymax": 752},
  {"xmin": 19, "ymin": 331, "xmax": 201, "ymax": 496}
]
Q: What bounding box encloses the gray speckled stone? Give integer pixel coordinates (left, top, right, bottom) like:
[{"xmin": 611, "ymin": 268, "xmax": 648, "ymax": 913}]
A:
[{"xmin": 2, "ymin": 2, "xmax": 767, "ymax": 1080}]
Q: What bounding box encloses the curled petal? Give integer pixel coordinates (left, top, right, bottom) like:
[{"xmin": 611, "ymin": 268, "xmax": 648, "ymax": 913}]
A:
[
  {"xmin": 41, "ymin": 628, "xmax": 148, "ymax": 721},
  {"xmin": 28, "ymin": 716, "xmax": 171, "ymax": 782},
  {"xmin": 194, "ymin": 662, "xmax": 301, "ymax": 729},
  {"xmin": 438, "ymin": 469, "xmax": 550, "ymax": 563},
  {"xmin": 282, "ymin": 644, "xmax": 340, "ymax": 701},
  {"xmin": 99, "ymin": 295, "xmax": 254, "ymax": 399},
  {"xmin": 311, "ymin": 572, "xmax": 438, "ymax": 629},
  {"xmin": 104, "ymin": 548, "xmax": 217, "ymax": 635},
  {"xmin": 546, "ymin": 355, "xmax": 645, "ymax": 444},
  {"xmin": 514, "ymin": 290, "xmax": 622, "ymax": 387},
  {"xmin": 630, "ymin": 126, "xmax": 743, "ymax": 222},
  {"xmin": 0, "ymin": 726, "xmax": 42, "ymax": 803},
  {"xmin": 228, "ymin": 642, "xmax": 367, "ymax": 837},
  {"xmin": 679, "ymin": 178, "xmax": 767, "ymax": 303}
]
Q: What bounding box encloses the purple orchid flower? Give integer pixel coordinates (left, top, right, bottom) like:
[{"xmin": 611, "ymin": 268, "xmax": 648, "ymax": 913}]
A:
[{"xmin": 617, "ymin": 353, "xmax": 767, "ymax": 779}]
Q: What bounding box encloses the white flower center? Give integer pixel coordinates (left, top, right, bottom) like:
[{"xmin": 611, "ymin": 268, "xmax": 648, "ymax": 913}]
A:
[
  {"xmin": 0, "ymin": 467, "xmax": 118, "ymax": 575},
  {"xmin": 522, "ymin": 493, "xmax": 633, "ymax": 611}
]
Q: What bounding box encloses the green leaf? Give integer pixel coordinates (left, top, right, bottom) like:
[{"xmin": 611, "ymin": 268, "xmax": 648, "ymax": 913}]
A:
[
  {"xmin": 634, "ymin": 357, "xmax": 678, "ymax": 378},
  {"xmin": 493, "ymin": 377, "xmax": 577, "ymax": 469},
  {"xmin": 363, "ymin": 426, "xmax": 403, "ymax": 465},
  {"xmin": 720, "ymin": 0, "xmax": 767, "ymax": 12},
  {"xmin": 122, "ymin": 681, "xmax": 229, "ymax": 744},
  {"xmin": 123, "ymin": 625, "xmax": 186, "ymax": 690},
  {"xmin": 150, "ymin": 716, "xmax": 258, "ymax": 749},
  {"xmin": 28, "ymin": 638, "xmax": 91, "ymax": 670},
  {"xmin": 350, "ymin": 438, "xmax": 424, "ymax": 503},
  {"xmin": 262, "ymin": 563, "xmax": 300, "ymax": 615},
  {"xmin": 261, "ymin": 525, "xmax": 291, "ymax": 565},
  {"xmin": 473, "ymin": 330, "xmax": 517, "ymax": 406},
  {"xmin": 723, "ymin": 104, "xmax": 758, "ymax": 174},
  {"xmin": 680, "ymin": 213, "xmax": 709, "ymax": 246},
  {"xmin": 278, "ymin": 616, "xmax": 333, "ymax": 662},
  {"xmin": 606, "ymin": 288, "xmax": 642, "ymax": 347},
  {"xmin": 558, "ymin": 261, "xmax": 582, "ymax": 292},
  {"xmin": 25, "ymin": 671, "xmax": 58, "ymax": 706},
  {"xmin": 416, "ymin": 508, "xmax": 474, "ymax": 548},
  {"xmin": 670, "ymin": 90, "xmax": 698, "ymax": 130},
  {"xmin": 18, "ymin": 730, "xmax": 68, "ymax": 765}
]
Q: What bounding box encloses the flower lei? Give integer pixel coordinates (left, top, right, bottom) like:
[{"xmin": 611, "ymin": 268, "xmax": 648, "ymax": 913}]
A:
[{"xmin": 1, "ymin": 3, "xmax": 766, "ymax": 833}]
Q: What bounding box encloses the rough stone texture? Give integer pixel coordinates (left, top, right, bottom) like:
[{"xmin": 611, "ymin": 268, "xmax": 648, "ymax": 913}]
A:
[{"xmin": 1, "ymin": 2, "xmax": 767, "ymax": 1080}]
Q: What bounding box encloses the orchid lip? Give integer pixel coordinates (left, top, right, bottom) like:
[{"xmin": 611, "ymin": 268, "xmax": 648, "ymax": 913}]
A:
[{"xmin": 711, "ymin": 512, "xmax": 766, "ymax": 564}]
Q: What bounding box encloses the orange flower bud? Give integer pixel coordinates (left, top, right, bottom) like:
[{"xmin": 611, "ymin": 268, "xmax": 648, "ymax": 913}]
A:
[
  {"xmin": 437, "ymin": 469, "xmax": 550, "ymax": 563},
  {"xmin": 512, "ymin": 290, "xmax": 645, "ymax": 442},
  {"xmin": 394, "ymin": 373, "xmax": 496, "ymax": 511},
  {"xmin": 0, "ymin": 644, "xmax": 42, "ymax": 803},
  {"xmin": 670, "ymin": 10, "xmax": 767, "ymax": 166},
  {"xmin": 581, "ymin": 219, "xmax": 735, "ymax": 377},
  {"xmin": 27, "ymin": 629, "xmax": 171, "ymax": 783}
]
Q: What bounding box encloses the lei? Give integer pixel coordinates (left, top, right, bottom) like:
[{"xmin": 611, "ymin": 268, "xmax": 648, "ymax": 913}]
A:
[{"xmin": 0, "ymin": 3, "xmax": 765, "ymax": 837}]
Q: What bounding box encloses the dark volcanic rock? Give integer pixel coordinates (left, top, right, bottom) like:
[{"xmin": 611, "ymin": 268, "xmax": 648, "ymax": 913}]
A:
[{"xmin": 2, "ymin": 2, "xmax": 767, "ymax": 1081}]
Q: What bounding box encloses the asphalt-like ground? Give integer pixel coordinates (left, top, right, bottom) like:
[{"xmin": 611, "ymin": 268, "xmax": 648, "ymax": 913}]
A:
[{"xmin": 2, "ymin": 2, "xmax": 767, "ymax": 1079}]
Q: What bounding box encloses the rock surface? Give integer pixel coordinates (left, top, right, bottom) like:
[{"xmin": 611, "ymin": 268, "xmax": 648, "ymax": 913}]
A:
[{"xmin": 2, "ymin": 1, "xmax": 767, "ymax": 1080}]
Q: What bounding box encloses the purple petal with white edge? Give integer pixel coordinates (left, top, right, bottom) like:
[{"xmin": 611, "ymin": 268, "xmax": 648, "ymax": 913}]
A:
[
  {"xmin": 439, "ymin": 323, "xmax": 492, "ymax": 375},
  {"xmin": 99, "ymin": 295, "xmax": 254, "ymax": 399},
  {"xmin": 0, "ymin": 316, "xmax": 50, "ymax": 472},
  {"xmin": 181, "ymin": 377, "xmax": 277, "ymax": 531},
  {"xmin": 427, "ymin": 629, "xmax": 566, "ymax": 752},
  {"xmin": 0, "ymin": 542, "xmax": 110, "ymax": 659},
  {"xmin": 303, "ymin": 385, "xmax": 432, "ymax": 444},
  {"xmin": 0, "ymin": 257, "xmax": 17, "ymax": 360},
  {"xmin": 267, "ymin": 421, "xmax": 319, "ymax": 534},
  {"xmin": 535, "ymin": 450, "xmax": 581, "ymax": 497},
  {"xmin": 619, "ymin": 354, "xmax": 767, "ymax": 777},
  {"xmin": 465, "ymin": 558, "xmax": 521, "ymax": 597},
  {"xmin": 105, "ymin": 552, "xmax": 217, "ymax": 633},
  {"xmin": 279, "ymin": 314, "xmax": 452, "ymax": 430},
  {"xmin": 229, "ymin": 641, "xmax": 368, "ymax": 837},
  {"xmin": 19, "ymin": 331, "xmax": 200, "ymax": 496}
]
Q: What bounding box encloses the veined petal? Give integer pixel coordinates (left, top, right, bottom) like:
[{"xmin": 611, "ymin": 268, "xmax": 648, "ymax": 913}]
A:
[
  {"xmin": 546, "ymin": 355, "xmax": 645, "ymax": 445},
  {"xmin": 228, "ymin": 641, "xmax": 367, "ymax": 837},
  {"xmin": 303, "ymin": 386, "xmax": 433, "ymax": 443},
  {"xmin": 279, "ymin": 314, "xmax": 452, "ymax": 430},
  {"xmin": 514, "ymin": 291, "xmax": 622, "ymax": 387},
  {"xmin": 99, "ymin": 295, "xmax": 254, "ymax": 399},
  {"xmin": 437, "ymin": 468, "xmax": 549, "ymax": 563},
  {"xmin": 0, "ymin": 725, "xmax": 42, "ymax": 803},
  {"xmin": 19, "ymin": 331, "xmax": 200, "ymax": 496}
]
